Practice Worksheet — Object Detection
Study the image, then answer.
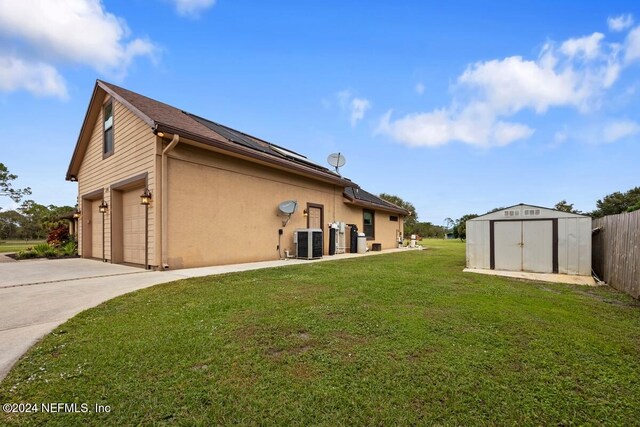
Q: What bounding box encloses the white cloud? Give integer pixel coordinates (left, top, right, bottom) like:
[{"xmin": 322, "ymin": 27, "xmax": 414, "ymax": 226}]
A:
[
  {"xmin": 376, "ymin": 104, "xmax": 533, "ymax": 148},
  {"xmin": 378, "ymin": 24, "xmax": 629, "ymax": 148},
  {"xmin": 602, "ymin": 120, "xmax": 640, "ymax": 142},
  {"xmin": 171, "ymin": 0, "xmax": 216, "ymax": 17},
  {"xmin": 349, "ymin": 98, "xmax": 371, "ymax": 126},
  {"xmin": 0, "ymin": 55, "xmax": 67, "ymax": 98},
  {"xmin": 560, "ymin": 33, "xmax": 604, "ymax": 60},
  {"xmin": 0, "ymin": 0, "xmax": 156, "ymax": 97},
  {"xmin": 624, "ymin": 26, "xmax": 640, "ymax": 63},
  {"xmin": 608, "ymin": 14, "xmax": 634, "ymax": 32},
  {"xmin": 457, "ymin": 55, "xmax": 584, "ymax": 114},
  {"xmin": 336, "ymin": 90, "xmax": 371, "ymax": 126},
  {"xmin": 415, "ymin": 82, "xmax": 425, "ymax": 95}
]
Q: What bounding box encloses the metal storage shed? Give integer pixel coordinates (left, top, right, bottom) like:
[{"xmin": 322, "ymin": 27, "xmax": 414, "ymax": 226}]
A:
[{"xmin": 466, "ymin": 204, "xmax": 592, "ymax": 276}]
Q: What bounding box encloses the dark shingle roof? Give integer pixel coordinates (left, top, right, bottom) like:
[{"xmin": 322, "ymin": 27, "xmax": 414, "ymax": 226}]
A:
[
  {"xmin": 343, "ymin": 187, "xmax": 410, "ymax": 215},
  {"xmin": 97, "ymin": 80, "xmax": 344, "ymax": 179}
]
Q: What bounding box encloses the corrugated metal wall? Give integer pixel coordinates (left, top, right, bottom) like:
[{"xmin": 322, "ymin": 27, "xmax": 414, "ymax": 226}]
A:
[{"xmin": 466, "ymin": 205, "xmax": 591, "ymax": 276}]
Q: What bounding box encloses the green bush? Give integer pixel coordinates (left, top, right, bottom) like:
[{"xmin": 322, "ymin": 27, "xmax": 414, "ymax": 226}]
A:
[
  {"xmin": 33, "ymin": 243, "xmax": 57, "ymax": 258},
  {"xmin": 60, "ymin": 240, "xmax": 78, "ymax": 257},
  {"xmin": 15, "ymin": 249, "xmax": 38, "ymax": 259}
]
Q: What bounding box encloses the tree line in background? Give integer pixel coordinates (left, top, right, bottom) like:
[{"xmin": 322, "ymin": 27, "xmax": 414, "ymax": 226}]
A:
[
  {"xmin": 0, "ymin": 200, "xmax": 74, "ymax": 241},
  {"xmin": 1, "ymin": 162, "xmax": 74, "ymax": 241},
  {"xmin": 380, "ymin": 186, "xmax": 640, "ymax": 241},
  {"xmin": 2, "ymin": 163, "xmax": 638, "ymax": 243}
]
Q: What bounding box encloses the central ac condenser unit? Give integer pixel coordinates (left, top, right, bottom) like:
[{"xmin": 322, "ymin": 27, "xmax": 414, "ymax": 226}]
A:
[{"xmin": 294, "ymin": 228, "xmax": 323, "ymax": 259}]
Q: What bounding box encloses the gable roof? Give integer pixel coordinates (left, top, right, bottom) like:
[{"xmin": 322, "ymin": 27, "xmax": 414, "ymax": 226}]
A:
[
  {"xmin": 469, "ymin": 203, "xmax": 589, "ymax": 220},
  {"xmin": 66, "ymin": 80, "xmax": 356, "ymax": 188},
  {"xmin": 343, "ymin": 187, "xmax": 410, "ymax": 215}
]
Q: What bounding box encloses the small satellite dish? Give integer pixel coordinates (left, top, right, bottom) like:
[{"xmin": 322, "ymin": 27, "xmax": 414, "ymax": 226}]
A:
[
  {"xmin": 278, "ymin": 200, "xmax": 297, "ymax": 227},
  {"xmin": 327, "ymin": 152, "xmax": 346, "ymax": 174},
  {"xmin": 278, "ymin": 200, "xmax": 298, "ymax": 215}
]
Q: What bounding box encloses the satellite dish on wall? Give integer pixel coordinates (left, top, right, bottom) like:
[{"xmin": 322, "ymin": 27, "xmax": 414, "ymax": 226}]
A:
[
  {"xmin": 278, "ymin": 200, "xmax": 297, "ymax": 227},
  {"xmin": 327, "ymin": 152, "xmax": 347, "ymax": 174},
  {"xmin": 278, "ymin": 200, "xmax": 298, "ymax": 215}
]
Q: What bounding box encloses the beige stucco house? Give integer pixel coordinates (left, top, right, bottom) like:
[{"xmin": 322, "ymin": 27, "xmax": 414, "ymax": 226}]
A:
[{"xmin": 66, "ymin": 80, "xmax": 408, "ymax": 269}]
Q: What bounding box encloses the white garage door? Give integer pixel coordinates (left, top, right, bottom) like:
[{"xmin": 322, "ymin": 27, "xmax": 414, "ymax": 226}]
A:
[
  {"xmin": 122, "ymin": 188, "xmax": 145, "ymax": 265},
  {"xmin": 91, "ymin": 199, "xmax": 103, "ymax": 259},
  {"xmin": 494, "ymin": 220, "xmax": 553, "ymax": 273}
]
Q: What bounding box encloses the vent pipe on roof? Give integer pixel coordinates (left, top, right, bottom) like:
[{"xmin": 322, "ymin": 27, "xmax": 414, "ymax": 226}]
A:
[{"xmin": 160, "ymin": 133, "xmax": 180, "ymax": 270}]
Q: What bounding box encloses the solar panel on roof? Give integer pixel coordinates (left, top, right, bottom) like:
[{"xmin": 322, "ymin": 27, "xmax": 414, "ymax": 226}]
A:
[
  {"xmin": 186, "ymin": 112, "xmax": 269, "ymax": 153},
  {"xmin": 184, "ymin": 111, "xmax": 334, "ymax": 173}
]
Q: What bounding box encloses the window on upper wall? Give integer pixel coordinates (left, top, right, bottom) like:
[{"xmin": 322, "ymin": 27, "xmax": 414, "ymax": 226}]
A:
[
  {"xmin": 363, "ymin": 209, "xmax": 375, "ymax": 239},
  {"xmin": 389, "ymin": 215, "xmax": 398, "ymax": 222},
  {"xmin": 103, "ymin": 102, "xmax": 114, "ymax": 157}
]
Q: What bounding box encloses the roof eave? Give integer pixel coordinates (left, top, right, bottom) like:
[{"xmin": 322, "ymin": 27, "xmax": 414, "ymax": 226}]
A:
[
  {"xmin": 343, "ymin": 197, "xmax": 409, "ymax": 215},
  {"xmin": 155, "ymin": 124, "xmax": 358, "ymax": 188},
  {"xmin": 66, "ymin": 80, "xmax": 157, "ymax": 181}
]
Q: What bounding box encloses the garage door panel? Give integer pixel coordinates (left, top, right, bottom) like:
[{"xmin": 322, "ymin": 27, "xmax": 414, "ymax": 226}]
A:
[
  {"xmin": 494, "ymin": 221, "xmax": 521, "ymax": 271},
  {"xmin": 522, "ymin": 221, "xmax": 553, "ymax": 273},
  {"xmin": 122, "ymin": 189, "xmax": 145, "ymax": 265}
]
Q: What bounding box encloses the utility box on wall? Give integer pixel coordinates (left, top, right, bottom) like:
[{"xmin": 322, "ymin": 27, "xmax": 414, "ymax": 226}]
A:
[{"xmin": 466, "ymin": 204, "xmax": 592, "ymax": 276}]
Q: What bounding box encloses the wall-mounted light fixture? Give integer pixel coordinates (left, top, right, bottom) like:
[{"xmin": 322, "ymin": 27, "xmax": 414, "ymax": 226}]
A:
[
  {"xmin": 303, "ymin": 209, "xmax": 308, "ymax": 217},
  {"xmin": 99, "ymin": 199, "xmax": 108, "ymax": 262},
  {"xmin": 140, "ymin": 188, "xmax": 152, "ymax": 206},
  {"xmin": 73, "ymin": 204, "xmax": 81, "ymax": 219},
  {"xmin": 140, "ymin": 188, "xmax": 151, "ymax": 269}
]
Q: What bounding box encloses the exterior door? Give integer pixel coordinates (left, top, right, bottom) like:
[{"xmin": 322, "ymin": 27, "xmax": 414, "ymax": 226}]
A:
[
  {"xmin": 522, "ymin": 221, "xmax": 553, "ymax": 273},
  {"xmin": 307, "ymin": 205, "xmax": 322, "ymax": 229},
  {"xmin": 493, "ymin": 220, "xmax": 554, "ymax": 273},
  {"xmin": 91, "ymin": 199, "xmax": 103, "ymax": 259},
  {"xmin": 494, "ymin": 221, "xmax": 522, "ymax": 271},
  {"xmin": 122, "ymin": 188, "xmax": 146, "ymax": 264}
]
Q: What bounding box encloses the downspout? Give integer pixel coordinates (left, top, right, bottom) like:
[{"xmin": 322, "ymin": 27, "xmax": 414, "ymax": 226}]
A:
[{"xmin": 161, "ymin": 133, "xmax": 180, "ymax": 269}]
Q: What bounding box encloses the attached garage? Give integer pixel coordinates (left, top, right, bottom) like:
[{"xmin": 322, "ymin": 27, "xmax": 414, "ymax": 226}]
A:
[{"xmin": 466, "ymin": 204, "xmax": 592, "ymax": 276}]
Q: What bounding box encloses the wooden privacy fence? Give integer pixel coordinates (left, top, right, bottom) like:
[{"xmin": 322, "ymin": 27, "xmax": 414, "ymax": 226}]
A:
[{"xmin": 592, "ymin": 210, "xmax": 640, "ymax": 299}]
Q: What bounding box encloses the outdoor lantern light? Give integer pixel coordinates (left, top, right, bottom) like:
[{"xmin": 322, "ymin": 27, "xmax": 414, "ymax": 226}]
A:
[
  {"xmin": 140, "ymin": 188, "xmax": 152, "ymax": 205},
  {"xmin": 303, "ymin": 209, "xmax": 308, "ymax": 217},
  {"xmin": 99, "ymin": 200, "xmax": 108, "ymax": 214},
  {"xmin": 73, "ymin": 209, "xmax": 81, "ymax": 219}
]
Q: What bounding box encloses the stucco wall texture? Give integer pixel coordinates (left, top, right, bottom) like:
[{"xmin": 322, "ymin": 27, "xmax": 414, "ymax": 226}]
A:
[{"xmin": 77, "ymin": 99, "xmax": 404, "ymax": 269}]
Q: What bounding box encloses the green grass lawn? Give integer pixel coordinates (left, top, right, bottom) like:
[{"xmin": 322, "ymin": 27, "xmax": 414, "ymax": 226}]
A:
[
  {"xmin": 1, "ymin": 240, "xmax": 639, "ymax": 426},
  {"xmin": 0, "ymin": 240, "xmax": 45, "ymax": 253}
]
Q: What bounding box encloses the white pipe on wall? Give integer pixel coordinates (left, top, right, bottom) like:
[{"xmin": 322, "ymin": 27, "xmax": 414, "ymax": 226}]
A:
[{"xmin": 160, "ymin": 133, "xmax": 180, "ymax": 270}]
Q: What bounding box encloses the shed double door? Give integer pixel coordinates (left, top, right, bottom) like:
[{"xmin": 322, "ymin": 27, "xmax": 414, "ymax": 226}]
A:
[{"xmin": 493, "ymin": 220, "xmax": 553, "ymax": 273}]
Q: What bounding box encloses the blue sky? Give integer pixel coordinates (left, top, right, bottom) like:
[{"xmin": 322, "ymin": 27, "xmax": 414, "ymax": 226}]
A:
[{"xmin": 1, "ymin": 1, "xmax": 639, "ymax": 224}]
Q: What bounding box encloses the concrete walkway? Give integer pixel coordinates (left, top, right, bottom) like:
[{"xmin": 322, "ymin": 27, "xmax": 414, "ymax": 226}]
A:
[
  {"xmin": 463, "ymin": 268, "xmax": 597, "ymax": 286},
  {"xmin": 0, "ymin": 248, "xmax": 411, "ymax": 381}
]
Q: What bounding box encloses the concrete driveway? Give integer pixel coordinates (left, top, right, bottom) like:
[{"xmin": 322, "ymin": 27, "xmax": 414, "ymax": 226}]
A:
[{"xmin": 0, "ymin": 258, "xmax": 184, "ymax": 381}]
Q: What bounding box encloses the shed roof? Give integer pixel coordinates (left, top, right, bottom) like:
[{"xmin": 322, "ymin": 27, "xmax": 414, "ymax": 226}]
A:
[{"xmin": 469, "ymin": 203, "xmax": 589, "ymax": 221}]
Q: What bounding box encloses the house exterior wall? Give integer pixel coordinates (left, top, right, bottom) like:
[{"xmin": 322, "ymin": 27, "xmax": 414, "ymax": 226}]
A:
[
  {"xmin": 77, "ymin": 97, "xmax": 156, "ymax": 263},
  {"xmin": 340, "ymin": 205, "xmax": 403, "ymax": 251},
  {"xmin": 164, "ymin": 143, "xmax": 404, "ymax": 269}
]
